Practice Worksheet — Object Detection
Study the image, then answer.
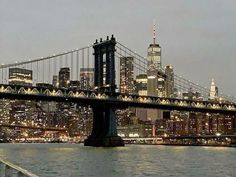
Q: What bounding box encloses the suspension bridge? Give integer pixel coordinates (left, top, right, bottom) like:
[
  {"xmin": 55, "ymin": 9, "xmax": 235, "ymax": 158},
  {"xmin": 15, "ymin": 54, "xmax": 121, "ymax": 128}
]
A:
[{"xmin": 0, "ymin": 35, "xmax": 235, "ymax": 146}]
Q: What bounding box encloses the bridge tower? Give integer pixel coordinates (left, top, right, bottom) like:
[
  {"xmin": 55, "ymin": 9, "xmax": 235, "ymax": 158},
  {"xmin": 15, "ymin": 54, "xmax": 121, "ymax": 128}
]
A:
[{"xmin": 84, "ymin": 35, "xmax": 124, "ymax": 147}]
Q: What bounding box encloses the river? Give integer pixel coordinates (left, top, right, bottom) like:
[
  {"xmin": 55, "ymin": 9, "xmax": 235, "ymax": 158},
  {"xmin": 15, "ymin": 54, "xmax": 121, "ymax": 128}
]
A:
[{"xmin": 0, "ymin": 143, "xmax": 235, "ymax": 177}]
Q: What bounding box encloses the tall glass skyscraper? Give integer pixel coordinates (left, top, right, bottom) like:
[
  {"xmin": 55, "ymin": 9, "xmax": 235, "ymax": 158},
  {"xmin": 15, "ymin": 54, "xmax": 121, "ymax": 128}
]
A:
[{"xmin": 147, "ymin": 22, "xmax": 164, "ymax": 121}]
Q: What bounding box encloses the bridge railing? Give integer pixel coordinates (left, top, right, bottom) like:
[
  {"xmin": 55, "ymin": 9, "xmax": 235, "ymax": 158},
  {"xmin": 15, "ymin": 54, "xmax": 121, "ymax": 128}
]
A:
[
  {"xmin": 0, "ymin": 84, "xmax": 235, "ymax": 113},
  {"xmin": 0, "ymin": 158, "xmax": 38, "ymax": 177}
]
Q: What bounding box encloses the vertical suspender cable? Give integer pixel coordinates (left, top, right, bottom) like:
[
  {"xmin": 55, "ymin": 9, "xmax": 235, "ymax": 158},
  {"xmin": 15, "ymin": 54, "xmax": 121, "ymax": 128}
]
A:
[
  {"xmin": 82, "ymin": 49, "xmax": 84, "ymax": 70},
  {"xmin": 82, "ymin": 49, "xmax": 84, "ymax": 90},
  {"xmin": 71, "ymin": 52, "xmax": 73, "ymax": 81},
  {"xmin": 65, "ymin": 54, "xmax": 68, "ymax": 67},
  {"xmin": 76, "ymin": 51, "xmax": 79, "ymax": 81},
  {"xmin": 87, "ymin": 47, "xmax": 90, "ymax": 90},
  {"xmin": 43, "ymin": 60, "xmax": 44, "ymax": 83},
  {"xmin": 48, "ymin": 59, "xmax": 50, "ymax": 83}
]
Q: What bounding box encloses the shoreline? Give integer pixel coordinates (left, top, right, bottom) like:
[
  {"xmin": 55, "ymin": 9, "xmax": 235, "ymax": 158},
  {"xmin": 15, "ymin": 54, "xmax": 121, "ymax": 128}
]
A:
[
  {"xmin": 124, "ymin": 142, "xmax": 236, "ymax": 148},
  {"xmin": 1, "ymin": 141, "xmax": 236, "ymax": 148}
]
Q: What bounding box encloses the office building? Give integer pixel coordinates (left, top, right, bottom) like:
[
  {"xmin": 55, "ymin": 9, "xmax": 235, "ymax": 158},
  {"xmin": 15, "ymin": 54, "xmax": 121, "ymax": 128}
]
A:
[
  {"xmin": 135, "ymin": 74, "xmax": 148, "ymax": 121},
  {"xmin": 147, "ymin": 23, "xmax": 164, "ymax": 121},
  {"xmin": 59, "ymin": 68, "xmax": 70, "ymax": 88},
  {"xmin": 9, "ymin": 68, "xmax": 33, "ymax": 86},
  {"xmin": 80, "ymin": 68, "xmax": 94, "ymax": 90},
  {"xmin": 120, "ymin": 57, "xmax": 135, "ymax": 94},
  {"xmin": 52, "ymin": 75, "xmax": 58, "ymax": 87},
  {"xmin": 165, "ymin": 65, "xmax": 174, "ymax": 97}
]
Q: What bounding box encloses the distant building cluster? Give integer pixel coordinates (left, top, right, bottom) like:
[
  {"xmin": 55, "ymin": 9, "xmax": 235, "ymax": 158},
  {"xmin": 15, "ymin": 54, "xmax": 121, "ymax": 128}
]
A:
[
  {"xmin": 0, "ymin": 65, "xmax": 95, "ymax": 140},
  {"xmin": 0, "ymin": 23, "xmax": 235, "ymax": 141},
  {"xmin": 117, "ymin": 23, "xmax": 236, "ymax": 138}
]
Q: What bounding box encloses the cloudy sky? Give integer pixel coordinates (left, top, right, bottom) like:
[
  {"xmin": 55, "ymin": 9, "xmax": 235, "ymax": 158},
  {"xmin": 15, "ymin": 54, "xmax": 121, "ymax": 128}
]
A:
[{"xmin": 0, "ymin": 0, "xmax": 235, "ymax": 96}]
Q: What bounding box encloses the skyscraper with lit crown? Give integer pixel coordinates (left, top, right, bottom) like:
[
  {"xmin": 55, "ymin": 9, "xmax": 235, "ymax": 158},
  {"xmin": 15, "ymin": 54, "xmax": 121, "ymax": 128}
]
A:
[{"xmin": 147, "ymin": 21, "xmax": 161, "ymax": 70}]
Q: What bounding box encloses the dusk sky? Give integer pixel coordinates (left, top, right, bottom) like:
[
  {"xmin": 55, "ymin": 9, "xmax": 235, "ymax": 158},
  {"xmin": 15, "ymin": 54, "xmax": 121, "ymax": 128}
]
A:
[{"xmin": 0, "ymin": 0, "xmax": 235, "ymax": 96}]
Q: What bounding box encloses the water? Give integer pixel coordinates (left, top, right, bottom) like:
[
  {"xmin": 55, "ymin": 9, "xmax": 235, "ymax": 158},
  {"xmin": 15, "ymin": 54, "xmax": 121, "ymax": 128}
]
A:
[{"xmin": 0, "ymin": 144, "xmax": 235, "ymax": 177}]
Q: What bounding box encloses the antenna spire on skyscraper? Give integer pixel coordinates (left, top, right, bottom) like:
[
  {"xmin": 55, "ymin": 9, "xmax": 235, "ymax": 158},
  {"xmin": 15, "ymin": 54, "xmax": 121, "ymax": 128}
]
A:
[{"xmin": 153, "ymin": 19, "xmax": 156, "ymax": 44}]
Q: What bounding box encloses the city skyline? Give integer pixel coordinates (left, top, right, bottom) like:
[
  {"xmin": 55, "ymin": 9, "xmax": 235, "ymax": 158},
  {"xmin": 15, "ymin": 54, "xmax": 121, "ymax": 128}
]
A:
[
  {"xmin": 1, "ymin": 1, "xmax": 236, "ymax": 176},
  {"xmin": 0, "ymin": 0, "xmax": 236, "ymax": 96}
]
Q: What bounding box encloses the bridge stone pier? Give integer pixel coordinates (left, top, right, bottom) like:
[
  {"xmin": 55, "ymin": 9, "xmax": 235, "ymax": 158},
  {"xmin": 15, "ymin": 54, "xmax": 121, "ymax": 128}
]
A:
[
  {"xmin": 84, "ymin": 35, "xmax": 124, "ymax": 147},
  {"xmin": 84, "ymin": 105, "xmax": 124, "ymax": 147}
]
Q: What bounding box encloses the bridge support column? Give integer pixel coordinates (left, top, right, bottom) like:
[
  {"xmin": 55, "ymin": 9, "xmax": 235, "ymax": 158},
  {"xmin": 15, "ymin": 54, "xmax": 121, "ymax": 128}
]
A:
[{"xmin": 84, "ymin": 106, "xmax": 124, "ymax": 147}]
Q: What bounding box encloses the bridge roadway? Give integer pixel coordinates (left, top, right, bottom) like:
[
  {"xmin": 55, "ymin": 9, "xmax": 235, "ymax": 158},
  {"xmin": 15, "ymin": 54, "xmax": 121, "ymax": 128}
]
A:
[{"xmin": 0, "ymin": 84, "xmax": 235, "ymax": 114}]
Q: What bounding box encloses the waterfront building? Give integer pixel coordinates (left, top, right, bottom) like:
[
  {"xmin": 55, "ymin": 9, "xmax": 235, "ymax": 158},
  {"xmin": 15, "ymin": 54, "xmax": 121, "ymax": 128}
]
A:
[
  {"xmin": 120, "ymin": 57, "xmax": 135, "ymax": 94},
  {"xmin": 166, "ymin": 111, "xmax": 236, "ymax": 137},
  {"xmin": 166, "ymin": 112, "xmax": 189, "ymax": 135},
  {"xmin": 80, "ymin": 68, "xmax": 94, "ymax": 90},
  {"xmin": 117, "ymin": 120, "xmax": 153, "ymax": 138},
  {"xmin": 59, "ymin": 68, "xmax": 70, "ymax": 88},
  {"xmin": 9, "ymin": 68, "xmax": 33, "ymax": 86}
]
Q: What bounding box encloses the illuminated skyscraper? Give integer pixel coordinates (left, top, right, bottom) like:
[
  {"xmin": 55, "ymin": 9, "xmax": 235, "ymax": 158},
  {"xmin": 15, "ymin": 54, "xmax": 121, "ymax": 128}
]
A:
[
  {"xmin": 209, "ymin": 78, "xmax": 218, "ymax": 100},
  {"xmin": 120, "ymin": 57, "xmax": 135, "ymax": 94},
  {"xmin": 165, "ymin": 65, "xmax": 174, "ymax": 97},
  {"xmin": 135, "ymin": 74, "xmax": 148, "ymax": 120},
  {"xmin": 59, "ymin": 67, "xmax": 70, "ymax": 88},
  {"xmin": 147, "ymin": 21, "xmax": 161, "ymax": 69},
  {"xmin": 147, "ymin": 22, "xmax": 164, "ymax": 121},
  {"xmin": 135, "ymin": 74, "xmax": 148, "ymax": 96}
]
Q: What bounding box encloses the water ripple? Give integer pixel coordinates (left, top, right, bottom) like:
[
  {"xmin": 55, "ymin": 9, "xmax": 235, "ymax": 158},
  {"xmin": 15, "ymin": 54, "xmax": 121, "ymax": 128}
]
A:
[{"xmin": 0, "ymin": 144, "xmax": 235, "ymax": 177}]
